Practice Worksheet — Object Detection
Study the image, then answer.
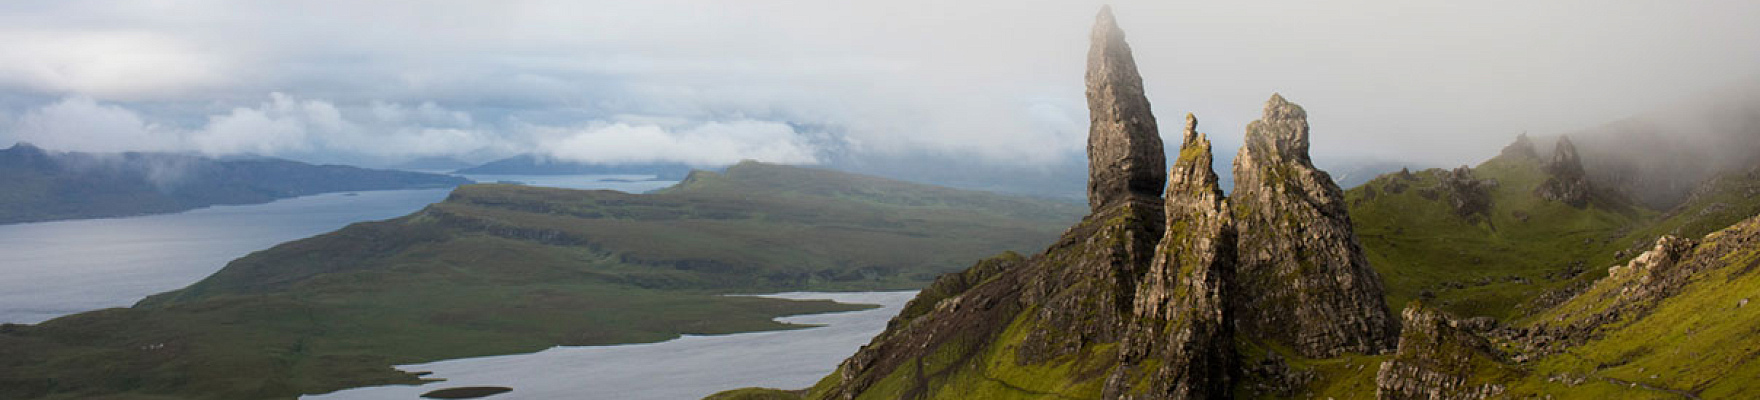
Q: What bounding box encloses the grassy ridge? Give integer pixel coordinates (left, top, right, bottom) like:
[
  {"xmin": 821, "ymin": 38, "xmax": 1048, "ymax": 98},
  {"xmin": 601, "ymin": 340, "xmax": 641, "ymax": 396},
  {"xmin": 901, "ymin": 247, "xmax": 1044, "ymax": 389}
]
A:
[
  {"xmin": 0, "ymin": 162, "xmax": 1084, "ymax": 400},
  {"xmin": 1346, "ymin": 154, "xmax": 1650, "ymax": 319}
]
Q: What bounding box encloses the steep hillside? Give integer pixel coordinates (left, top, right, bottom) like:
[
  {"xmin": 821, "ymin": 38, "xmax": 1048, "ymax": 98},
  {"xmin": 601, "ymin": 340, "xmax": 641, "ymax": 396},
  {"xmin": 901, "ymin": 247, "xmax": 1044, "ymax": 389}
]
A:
[
  {"xmin": 715, "ymin": 8, "xmax": 1760, "ymax": 400},
  {"xmin": 1345, "ymin": 135, "xmax": 1649, "ymax": 319},
  {"xmin": 780, "ymin": 9, "xmax": 1399, "ymax": 399},
  {"xmin": 0, "ymin": 162, "xmax": 1081, "ymax": 400},
  {"xmin": 0, "ymin": 143, "xmax": 470, "ymax": 224}
]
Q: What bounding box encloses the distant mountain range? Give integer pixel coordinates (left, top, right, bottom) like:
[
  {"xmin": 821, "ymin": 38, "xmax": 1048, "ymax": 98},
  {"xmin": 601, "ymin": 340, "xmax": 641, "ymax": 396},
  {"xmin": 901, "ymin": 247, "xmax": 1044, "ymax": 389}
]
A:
[
  {"xmin": 0, "ymin": 143, "xmax": 471, "ymax": 224},
  {"xmin": 453, "ymin": 154, "xmax": 700, "ymax": 180}
]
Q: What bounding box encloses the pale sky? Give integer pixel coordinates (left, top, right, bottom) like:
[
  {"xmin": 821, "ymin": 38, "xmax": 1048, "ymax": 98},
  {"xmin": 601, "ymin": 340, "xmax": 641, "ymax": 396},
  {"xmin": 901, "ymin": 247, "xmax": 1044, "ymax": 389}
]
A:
[{"xmin": 1, "ymin": 0, "xmax": 1757, "ymax": 170}]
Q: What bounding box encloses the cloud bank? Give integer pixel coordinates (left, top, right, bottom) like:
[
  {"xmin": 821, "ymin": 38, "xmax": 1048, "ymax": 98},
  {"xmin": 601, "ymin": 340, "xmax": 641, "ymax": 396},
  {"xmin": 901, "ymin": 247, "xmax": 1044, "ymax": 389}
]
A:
[{"xmin": 0, "ymin": 0, "xmax": 1756, "ymax": 170}]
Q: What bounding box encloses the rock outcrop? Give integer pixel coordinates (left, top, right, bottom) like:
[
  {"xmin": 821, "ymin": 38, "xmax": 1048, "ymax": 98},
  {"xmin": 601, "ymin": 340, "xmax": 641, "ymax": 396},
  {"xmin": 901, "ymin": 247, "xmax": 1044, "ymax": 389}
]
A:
[
  {"xmin": 802, "ymin": 9, "xmax": 1402, "ymax": 400},
  {"xmin": 1499, "ymin": 133, "xmax": 1539, "ymax": 160},
  {"xmin": 1438, "ymin": 166, "xmax": 1495, "ymax": 220},
  {"xmin": 1106, "ymin": 114, "xmax": 1236, "ymax": 398},
  {"xmin": 1230, "ymin": 94, "xmax": 1399, "ymax": 358},
  {"xmin": 1085, "ymin": 5, "xmax": 1166, "ymax": 213},
  {"xmin": 1536, "ymin": 135, "xmax": 1592, "ymax": 207},
  {"xmin": 1374, "ymin": 305, "xmax": 1509, "ymax": 400}
]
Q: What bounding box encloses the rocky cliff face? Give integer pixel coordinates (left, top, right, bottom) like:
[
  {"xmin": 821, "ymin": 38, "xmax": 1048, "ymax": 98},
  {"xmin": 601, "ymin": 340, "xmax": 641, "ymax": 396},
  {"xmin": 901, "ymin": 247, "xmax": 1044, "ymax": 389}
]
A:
[
  {"xmin": 1536, "ymin": 135, "xmax": 1592, "ymax": 207},
  {"xmin": 1230, "ymin": 94, "xmax": 1399, "ymax": 358},
  {"xmin": 1106, "ymin": 115, "xmax": 1236, "ymax": 398},
  {"xmin": 1438, "ymin": 166, "xmax": 1496, "ymax": 219},
  {"xmin": 1374, "ymin": 305, "xmax": 1509, "ymax": 400},
  {"xmin": 802, "ymin": 8, "xmax": 1400, "ymax": 400},
  {"xmin": 1085, "ymin": 5, "xmax": 1166, "ymax": 213}
]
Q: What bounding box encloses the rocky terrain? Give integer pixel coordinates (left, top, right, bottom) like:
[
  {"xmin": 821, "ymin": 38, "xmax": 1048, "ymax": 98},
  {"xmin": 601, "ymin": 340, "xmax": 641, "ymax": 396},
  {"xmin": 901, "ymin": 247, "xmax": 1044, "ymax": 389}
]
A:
[
  {"xmin": 714, "ymin": 7, "xmax": 1760, "ymax": 400},
  {"xmin": 1229, "ymin": 93, "xmax": 1398, "ymax": 359},
  {"xmin": 1535, "ymin": 136, "xmax": 1594, "ymax": 208},
  {"xmin": 775, "ymin": 8, "xmax": 1401, "ymax": 399}
]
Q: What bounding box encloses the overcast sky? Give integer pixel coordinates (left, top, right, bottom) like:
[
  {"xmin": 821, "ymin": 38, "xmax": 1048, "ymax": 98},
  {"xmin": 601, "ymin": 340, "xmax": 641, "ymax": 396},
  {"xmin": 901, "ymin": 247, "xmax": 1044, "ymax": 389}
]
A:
[{"xmin": 1, "ymin": 0, "xmax": 1757, "ymax": 169}]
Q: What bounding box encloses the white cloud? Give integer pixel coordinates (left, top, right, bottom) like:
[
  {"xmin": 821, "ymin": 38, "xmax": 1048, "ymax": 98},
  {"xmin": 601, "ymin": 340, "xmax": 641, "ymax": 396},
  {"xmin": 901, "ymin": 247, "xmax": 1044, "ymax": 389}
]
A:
[
  {"xmin": 0, "ymin": 0, "xmax": 1757, "ymax": 168},
  {"xmin": 9, "ymin": 97, "xmax": 176, "ymax": 153},
  {"xmin": 3, "ymin": 94, "xmax": 820, "ymax": 167},
  {"xmin": 538, "ymin": 120, "xmax": 821, "ymax": 166}
]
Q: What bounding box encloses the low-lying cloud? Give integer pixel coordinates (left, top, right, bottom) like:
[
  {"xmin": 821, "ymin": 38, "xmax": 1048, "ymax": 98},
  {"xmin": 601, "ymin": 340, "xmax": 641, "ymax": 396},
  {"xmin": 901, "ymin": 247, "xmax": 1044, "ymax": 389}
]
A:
[
  {"xmin": 0, "ymin": 0, "xmax": 1757, "ymax": 172},
  {"xmin": 1, "ymin": 94, "xmax": 826, "ymax": 167},
  {"xmin": 537, "ymin": 120, "xmax": 820, "ymax": 166}
]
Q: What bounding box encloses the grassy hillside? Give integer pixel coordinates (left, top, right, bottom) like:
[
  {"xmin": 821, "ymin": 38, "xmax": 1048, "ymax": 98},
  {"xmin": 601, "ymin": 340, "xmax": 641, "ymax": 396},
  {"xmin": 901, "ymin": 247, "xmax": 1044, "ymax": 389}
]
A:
[
  {"xmin": 1346, "ymin": 154, "xmax": 1649, "ymax": 319},
  {"xmin": 0, "ymin": 161, "xmax": 1083, "ymax": 400},
  {"xmin": 1510, "ymin": 214, "xmax": 1760, "ymax": 398}
]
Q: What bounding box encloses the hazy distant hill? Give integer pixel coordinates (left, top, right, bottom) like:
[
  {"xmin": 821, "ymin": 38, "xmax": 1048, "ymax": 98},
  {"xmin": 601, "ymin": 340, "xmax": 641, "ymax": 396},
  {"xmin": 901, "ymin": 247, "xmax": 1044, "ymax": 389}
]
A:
[
  {"xmin": 0, "ymin": 143, "xmax": 471, "ymax": 224},
  {"xmin": 454, "ymin": 154, "xmax": 698, "ymax": 179},
  {"xmin": 0, "ymin": 161, "xmax": 1083, "ymax": 400},
  {"xmin": 1566, "ymin": 82, "xmax": 1760, "ymax": 209},
  {"xmin": 384, "ymin": 155, "xmax": 477, "ymax": 172}
]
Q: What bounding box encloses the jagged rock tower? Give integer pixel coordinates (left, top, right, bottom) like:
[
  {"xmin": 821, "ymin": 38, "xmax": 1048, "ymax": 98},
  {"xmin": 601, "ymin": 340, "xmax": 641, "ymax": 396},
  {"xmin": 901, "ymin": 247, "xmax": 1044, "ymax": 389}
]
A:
[
  {"xmin": 1107, "ymin": 114, "xmax": 1237, "ymax": 398},
  {"xmin": 1086, "ymin": 5, "xmax": 1166, "ymax": 213},
  {"xmin": 1230, "ymin": 94, "xmax": 1399, "ymax": 358},
  {"xmin": 803, "ymin": 8, "xmax": 1398, "ymax": 400}
]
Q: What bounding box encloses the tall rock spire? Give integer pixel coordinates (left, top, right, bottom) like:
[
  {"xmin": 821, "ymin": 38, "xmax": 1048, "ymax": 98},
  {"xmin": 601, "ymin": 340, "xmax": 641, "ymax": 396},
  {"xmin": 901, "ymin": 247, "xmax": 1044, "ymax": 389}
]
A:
[
  {"xmin": 1108, "ymin": 114, "xmax": 1236, "ymax": 398},
  {"xmin": 1085, "ymin": 5, "xmax": 1166, "ymax": 212},
  {"xmin": 1230, "ymin": 94, "xmax": 1399, "ymax": 358}
]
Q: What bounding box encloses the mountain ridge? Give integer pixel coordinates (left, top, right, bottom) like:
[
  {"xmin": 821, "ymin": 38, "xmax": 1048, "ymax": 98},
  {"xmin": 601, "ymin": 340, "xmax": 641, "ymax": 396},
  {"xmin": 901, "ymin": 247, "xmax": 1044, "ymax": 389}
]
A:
[{"xmin": 0, "ymin": 143, "xmax": 471, "ymax": 224}]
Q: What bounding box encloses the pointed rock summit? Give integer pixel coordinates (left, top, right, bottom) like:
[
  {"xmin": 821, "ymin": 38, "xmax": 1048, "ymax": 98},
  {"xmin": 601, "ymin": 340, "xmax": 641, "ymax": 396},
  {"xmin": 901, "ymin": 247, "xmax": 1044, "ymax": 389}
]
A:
[
  {"xmin": 1231, "ymin": 94, "xmax": 1399, "ymax": 358},
  {"xmin": 802, "ymin": 10, "xmax": 1404, "ymax": 400},
  {"xmin": 1536, "ymin": 135, "xmax": 1592, "ymax": 207},
  {"xmin": 1108, "ymin": 114, "xmax": 1236, "ymax": 398},
  {"xmin": 1085, "ymin": 5, "xmax": 1166, "ymax": 213}
]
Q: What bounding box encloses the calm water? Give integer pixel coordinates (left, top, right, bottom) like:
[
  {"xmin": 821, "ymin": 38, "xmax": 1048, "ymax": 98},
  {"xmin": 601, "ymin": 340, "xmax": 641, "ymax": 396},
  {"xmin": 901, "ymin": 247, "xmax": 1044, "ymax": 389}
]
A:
[
  {"xmin": 307, "ymin": 291, "xmax": 916, "ymax": 400},
  {"xmin": 0, "ymin": 189, "xmax": 452, "ymax": 324},
  {"xmin": 0, "ymin": 175, "xmax": 681, "ymax": 324}
]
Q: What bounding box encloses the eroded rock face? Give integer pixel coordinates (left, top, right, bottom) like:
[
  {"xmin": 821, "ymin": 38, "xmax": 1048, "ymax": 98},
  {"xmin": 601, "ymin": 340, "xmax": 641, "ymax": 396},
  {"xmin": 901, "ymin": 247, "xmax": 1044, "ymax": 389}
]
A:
[
  {"xmin": 1107, "ymin": 114, "xmax": 1236, "ymax": 399},
  {"xmin": 1085, "ymin": 5, "xmax": 1166, "ymax": 213},
  {"xmin": 807, "ymin": 10, "xmax": 1408, "ymax": 400},
  {"xmin": 1230, "ymin": 94, "xmax": 1399, "ymax": 358},
  {"xmin": 1374, "ymin": 305, "xmax": 1508, "ymax": 400},
  {"xmin": 1536, "ymin": 135, "xmax": 1592, "ymax": 207}
]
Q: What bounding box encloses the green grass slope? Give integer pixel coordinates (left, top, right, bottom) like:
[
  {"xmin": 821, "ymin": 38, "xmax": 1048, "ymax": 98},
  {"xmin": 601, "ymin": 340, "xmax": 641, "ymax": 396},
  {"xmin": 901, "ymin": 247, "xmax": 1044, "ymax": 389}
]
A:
[
  {"xmin": 0, "ymin": 161, "xmax": 1083, "ymax": 400},
  {"xmin": 1498, "ymin": 212, "xmax": 1760, "ymax": 397},
  {"xmin": 1346, "ymin": 154, "xmax": 1650, "ymax": 319}
]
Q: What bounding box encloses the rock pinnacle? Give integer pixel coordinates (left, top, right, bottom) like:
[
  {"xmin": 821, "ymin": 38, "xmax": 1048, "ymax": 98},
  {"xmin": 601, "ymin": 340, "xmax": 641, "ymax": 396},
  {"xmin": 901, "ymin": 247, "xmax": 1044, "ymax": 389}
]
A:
[{"xmin": 1085, "ymin": 5, "xmax": 1166, "ymax": 213}]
